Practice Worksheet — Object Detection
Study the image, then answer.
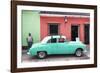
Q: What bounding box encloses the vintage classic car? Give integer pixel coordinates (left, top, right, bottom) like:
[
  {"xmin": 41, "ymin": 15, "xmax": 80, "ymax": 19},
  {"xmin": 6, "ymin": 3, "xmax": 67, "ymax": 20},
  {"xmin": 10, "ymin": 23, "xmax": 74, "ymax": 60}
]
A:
[{"xmin": 27, "ymin": 35, "xmax": 87, "ymax": 59}]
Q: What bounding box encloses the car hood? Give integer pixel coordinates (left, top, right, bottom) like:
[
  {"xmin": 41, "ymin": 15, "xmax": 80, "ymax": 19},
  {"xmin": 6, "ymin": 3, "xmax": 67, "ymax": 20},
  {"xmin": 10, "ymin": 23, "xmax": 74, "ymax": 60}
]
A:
[{"xmin": 31, "ymin": 43, "xmax": 43, "ymax": 48}]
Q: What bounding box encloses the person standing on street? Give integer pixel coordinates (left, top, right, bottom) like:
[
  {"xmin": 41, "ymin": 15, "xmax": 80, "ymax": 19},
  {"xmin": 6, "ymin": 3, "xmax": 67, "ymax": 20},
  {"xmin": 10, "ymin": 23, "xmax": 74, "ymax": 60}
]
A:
[{"xmin": 27, "ymin": 33, "xmax": 33, "ymax": 49}]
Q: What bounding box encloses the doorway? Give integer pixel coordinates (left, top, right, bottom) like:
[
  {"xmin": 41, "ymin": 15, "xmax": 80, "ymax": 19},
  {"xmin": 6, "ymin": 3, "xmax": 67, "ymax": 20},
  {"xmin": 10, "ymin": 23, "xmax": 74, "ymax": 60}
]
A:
[
  {"xmin": 48, "ymin": 23, "xmax": 59, "ymax": 35},
  {"xmin": 84, "ymin": 24, "xmax": 90, "ymax": 44},
  {"xmin": 71, "ymin": 25, "xmax": 79, "ymax": 41}
]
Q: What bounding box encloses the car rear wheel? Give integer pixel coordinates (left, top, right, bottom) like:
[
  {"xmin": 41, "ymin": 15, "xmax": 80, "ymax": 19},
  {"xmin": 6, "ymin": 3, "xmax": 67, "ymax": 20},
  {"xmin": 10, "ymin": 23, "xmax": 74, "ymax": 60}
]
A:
[
  {"xmin": 75, "ymin": 49, "xmax": 83, "ymax": 57},
  {"xmin": 37, "ymin": 51, "xmax": 47, "ymax": 59}
]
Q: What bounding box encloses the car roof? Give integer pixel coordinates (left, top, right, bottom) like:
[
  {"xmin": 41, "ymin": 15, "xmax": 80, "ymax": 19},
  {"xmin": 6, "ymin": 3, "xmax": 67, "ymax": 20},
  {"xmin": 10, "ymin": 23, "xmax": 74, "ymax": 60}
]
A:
[{"xmin": 47, "ymin": 35, "xmax": 66, "ymax": 39}]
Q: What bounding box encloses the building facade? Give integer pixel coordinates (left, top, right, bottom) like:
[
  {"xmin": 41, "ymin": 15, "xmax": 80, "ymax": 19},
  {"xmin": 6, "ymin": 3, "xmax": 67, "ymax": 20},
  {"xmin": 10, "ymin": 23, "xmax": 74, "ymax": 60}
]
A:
[
  {"xmin": 22, "ymin": 10, "xmax": 90, "ymax": 47},
  {"xmin": 41, "ymin": 16, "xmax": 90, "ymax": 42}
]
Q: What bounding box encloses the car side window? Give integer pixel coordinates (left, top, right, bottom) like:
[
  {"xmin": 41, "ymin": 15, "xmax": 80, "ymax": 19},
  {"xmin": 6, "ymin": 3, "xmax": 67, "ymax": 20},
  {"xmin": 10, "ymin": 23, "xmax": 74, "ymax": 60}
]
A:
[
  {"xmin": 58, "ymin": 38, "xmax": 65, "ymax": 43},
  {"xmin": 47, "ymin": 38, "xmax": 57, "ymax": 43}
]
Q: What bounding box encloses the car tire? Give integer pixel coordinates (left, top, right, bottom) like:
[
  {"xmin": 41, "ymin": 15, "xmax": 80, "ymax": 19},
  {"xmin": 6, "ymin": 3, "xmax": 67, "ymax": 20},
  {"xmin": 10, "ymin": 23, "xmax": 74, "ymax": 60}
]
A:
[
  {"xmin": 75, "ymin": 49, "xmax": 83, "ymax": 57},
  {"xmin": 37, "ymin": 51, "xmax": 47, "ymax": 59}
]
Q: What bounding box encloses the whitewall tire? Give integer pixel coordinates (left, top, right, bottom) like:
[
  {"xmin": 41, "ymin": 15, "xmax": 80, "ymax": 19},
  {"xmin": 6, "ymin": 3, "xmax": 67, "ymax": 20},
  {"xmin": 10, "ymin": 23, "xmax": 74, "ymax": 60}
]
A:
[{"xmin": 37, "ymin": 51, "xmax": 47, "ymax": 59}]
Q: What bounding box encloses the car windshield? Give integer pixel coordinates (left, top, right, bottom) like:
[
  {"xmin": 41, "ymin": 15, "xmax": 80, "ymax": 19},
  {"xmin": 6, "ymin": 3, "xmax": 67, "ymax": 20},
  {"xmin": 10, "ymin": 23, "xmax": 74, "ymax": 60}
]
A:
[{"xmin": 41, "ymin": 36, "xmax": 51, "ymax": 44}]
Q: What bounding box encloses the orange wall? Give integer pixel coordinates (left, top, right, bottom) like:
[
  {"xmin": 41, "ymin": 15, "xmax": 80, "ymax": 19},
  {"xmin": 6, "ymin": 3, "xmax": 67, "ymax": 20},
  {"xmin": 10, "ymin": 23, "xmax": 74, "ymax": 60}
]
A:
[{"xmin": 40, "ymin": 16, "xmax": 89, "ymax": 42}]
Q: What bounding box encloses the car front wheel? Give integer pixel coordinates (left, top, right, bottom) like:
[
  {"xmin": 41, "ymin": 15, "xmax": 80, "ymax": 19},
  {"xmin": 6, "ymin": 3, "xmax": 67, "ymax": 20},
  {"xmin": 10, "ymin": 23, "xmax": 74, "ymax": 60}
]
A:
[
  {"xmin": 37, "ymin": 51, "xmax": 47, "ymax": 59},
  {"xmin": 75, "ymin": 49, "xmax": 83, "ymax": 57}
]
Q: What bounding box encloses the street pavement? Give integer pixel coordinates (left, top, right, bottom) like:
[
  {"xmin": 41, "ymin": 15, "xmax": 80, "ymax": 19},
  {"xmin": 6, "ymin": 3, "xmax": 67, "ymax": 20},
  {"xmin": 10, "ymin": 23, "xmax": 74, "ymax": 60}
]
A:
[{"xmin": 22, "ymin": 48, "xmax": 90, "ymax": 62}]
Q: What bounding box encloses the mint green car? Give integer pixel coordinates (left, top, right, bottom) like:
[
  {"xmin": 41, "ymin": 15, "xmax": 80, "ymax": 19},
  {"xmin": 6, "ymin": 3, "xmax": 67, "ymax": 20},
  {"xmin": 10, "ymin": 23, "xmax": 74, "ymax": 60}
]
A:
[{"xmin": 27, "ymin": 35, "xmax": 87, "ymax": 59}]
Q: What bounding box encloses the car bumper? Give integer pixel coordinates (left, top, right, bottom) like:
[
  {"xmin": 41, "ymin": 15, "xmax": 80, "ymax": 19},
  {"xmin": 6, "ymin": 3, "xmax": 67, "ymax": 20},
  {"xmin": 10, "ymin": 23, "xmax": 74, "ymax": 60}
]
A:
[
  {"xmin": 27, "ymin": 50, "xmax": 37, "ymax": 56},
  {"xmin": 83, "ymin": 49, "xmax": 88, "ymax": 53}
]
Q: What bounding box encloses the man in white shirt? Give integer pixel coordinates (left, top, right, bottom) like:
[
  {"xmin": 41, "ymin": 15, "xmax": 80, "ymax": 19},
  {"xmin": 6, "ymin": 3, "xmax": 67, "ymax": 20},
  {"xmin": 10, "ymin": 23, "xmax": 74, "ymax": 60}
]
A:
[{"xmin": 27, "ymin": 33, "xmax": 33, "ymax": 49}]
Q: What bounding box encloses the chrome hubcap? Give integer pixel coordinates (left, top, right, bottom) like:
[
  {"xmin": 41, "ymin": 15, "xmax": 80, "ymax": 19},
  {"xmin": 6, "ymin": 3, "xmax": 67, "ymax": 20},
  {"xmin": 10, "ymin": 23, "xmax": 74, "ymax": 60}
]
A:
[{"xmin": 38, "ymin": 52, "xmax": 45, "ymax": 58}]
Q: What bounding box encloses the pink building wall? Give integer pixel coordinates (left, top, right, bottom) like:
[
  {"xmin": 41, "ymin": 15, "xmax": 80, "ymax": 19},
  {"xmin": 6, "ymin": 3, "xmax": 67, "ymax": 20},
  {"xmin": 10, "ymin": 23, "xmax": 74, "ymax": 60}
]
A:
[{"xmin": 40, "ymin": 16, "xmax": 89, "ymax": 42}]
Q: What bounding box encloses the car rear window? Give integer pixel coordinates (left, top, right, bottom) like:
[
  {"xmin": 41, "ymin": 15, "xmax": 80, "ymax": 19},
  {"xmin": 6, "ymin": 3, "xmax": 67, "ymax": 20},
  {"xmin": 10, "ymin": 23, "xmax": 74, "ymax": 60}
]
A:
[{"xmin": 58, "ymin": 38, "xmax": 65, "ymax": 43}]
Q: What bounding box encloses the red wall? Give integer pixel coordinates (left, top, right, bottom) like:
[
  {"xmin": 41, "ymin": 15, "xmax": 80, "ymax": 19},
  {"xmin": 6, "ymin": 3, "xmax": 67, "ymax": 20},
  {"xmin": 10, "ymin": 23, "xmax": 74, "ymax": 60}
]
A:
[{"xmin": 40, "ymin": 16, "xmax": 89, "ymax": 42}]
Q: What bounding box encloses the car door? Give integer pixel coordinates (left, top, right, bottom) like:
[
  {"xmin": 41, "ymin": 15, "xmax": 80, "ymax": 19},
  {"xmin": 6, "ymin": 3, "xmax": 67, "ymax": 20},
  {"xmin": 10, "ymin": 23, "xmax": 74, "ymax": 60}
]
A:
[
  {"xmin": 46, "ymin": 38, "xmax": 58, "ymax": 54},
  {"xmin": 57, "ymin": 42, "xmax": 75, "ymax": 54},
  {"xmin": 56, "ymin": 38, "xmax": 68, "ymax": 54}
]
